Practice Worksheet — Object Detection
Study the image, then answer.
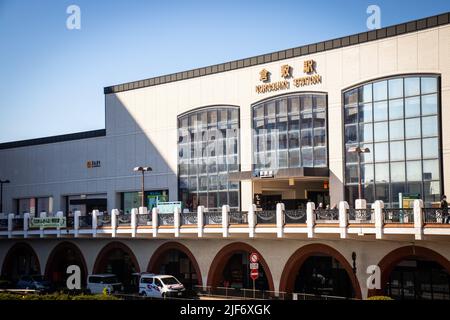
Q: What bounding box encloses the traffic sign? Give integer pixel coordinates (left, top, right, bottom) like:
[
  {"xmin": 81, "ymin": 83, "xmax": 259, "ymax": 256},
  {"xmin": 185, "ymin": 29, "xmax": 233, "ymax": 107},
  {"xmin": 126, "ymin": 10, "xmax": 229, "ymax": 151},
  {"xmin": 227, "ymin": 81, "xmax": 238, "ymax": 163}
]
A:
[
  {"xmin": 249, "ymin": 252, "xmax": 259, "ymax": 263},
  {"xmin": 250, "ymin": 263, "xmax": 259, "ymax": 270},
  {"xmin": 250, "ymin": 269, "xmax": 259, "ymax": 280}
]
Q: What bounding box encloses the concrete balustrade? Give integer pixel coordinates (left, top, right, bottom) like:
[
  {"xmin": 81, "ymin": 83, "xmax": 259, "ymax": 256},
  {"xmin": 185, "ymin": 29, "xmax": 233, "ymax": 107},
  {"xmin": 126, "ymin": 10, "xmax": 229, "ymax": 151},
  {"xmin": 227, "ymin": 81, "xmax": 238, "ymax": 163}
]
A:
[
  {"xmin": 276, "ymin": 203, "xmax": 285, "ymax": 238},
  {"xmin": 374, "ymin": 200, "xmax": 384, "ymax": 239},
  {"xmin": 56, "ymin": 211, "xmax": 64, "ymax": 238},
  {"xmin": 111, "ymin": 209, "xmax": 119, "ymax": 237},
  {"xmin": 414, "ymin": 199, "xmax": 424, "ymax": 240},
  {"xmin": 174, "ymin": 206, "xmax": 180, "ymax": 238},
  {"xmin": 130, "ymin": 208, "xmax": 138, "ymax": 238},
  {"xmin": 197, "ymin": 206, "xmax": 204, "ymax": 238},
  {"xmin": 339, "ymin": 201, "xmax": 349, "ymax": 239},
  {"xmin": 23, "ymin": 212, "xmax": 30, "ymax": 238},
  {"xmin": 248, "ymin": 204, "xmax": 256, "ymax": 238},
  {"xmin": 74, "ymin": 210, "xmax": 81, "ymax": 237},
  {"xmin": 306, "ymin": 202, "xmax": 315, "ymax": 238},
  {"xmin": 92, "ymin": 210, "xmax": 99, "ymax": 237}
]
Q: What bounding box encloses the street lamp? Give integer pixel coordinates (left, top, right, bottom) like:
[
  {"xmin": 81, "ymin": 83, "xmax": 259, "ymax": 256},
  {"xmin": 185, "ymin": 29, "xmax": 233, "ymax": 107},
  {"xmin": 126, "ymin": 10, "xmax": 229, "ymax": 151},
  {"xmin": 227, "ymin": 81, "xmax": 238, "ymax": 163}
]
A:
[
  {"xmin": 348, "ymin": 147, "xmax": 370, "ymax": 202},
  {"xmin": 0, "ymin": 179, "xmax": 11, "ymax": 213},
  {"xmin": 133, "ymin": 167, "xmax": 152, "ymax": 208}
]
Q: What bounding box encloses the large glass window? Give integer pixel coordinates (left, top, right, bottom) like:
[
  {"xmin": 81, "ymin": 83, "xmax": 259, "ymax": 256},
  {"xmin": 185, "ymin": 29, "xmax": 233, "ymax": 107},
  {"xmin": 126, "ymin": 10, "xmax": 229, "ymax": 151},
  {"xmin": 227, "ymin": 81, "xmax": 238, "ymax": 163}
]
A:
[
  {"xmin": 178, "ymin": 107, "xmax": 240, "ymax": 211},
  {"xmin": 252, "ymin": 93, "xmax": 327, "ymax": 171},
  {"xmin": 344, "ymin": 76, "xmax": 441, "ymax": 207}
]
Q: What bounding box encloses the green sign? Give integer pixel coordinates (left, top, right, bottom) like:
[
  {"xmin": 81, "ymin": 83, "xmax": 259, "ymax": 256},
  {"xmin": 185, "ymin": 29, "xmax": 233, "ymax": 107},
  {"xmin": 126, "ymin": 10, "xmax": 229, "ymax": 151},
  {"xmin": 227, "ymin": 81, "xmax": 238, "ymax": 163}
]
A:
[
  {"xmin": 30, "ymin": 217, "xmax": 66, "ymax": 228},
  {"xmin": 157, "ymin": 201, "xmax": 182, "ymax": 214}
]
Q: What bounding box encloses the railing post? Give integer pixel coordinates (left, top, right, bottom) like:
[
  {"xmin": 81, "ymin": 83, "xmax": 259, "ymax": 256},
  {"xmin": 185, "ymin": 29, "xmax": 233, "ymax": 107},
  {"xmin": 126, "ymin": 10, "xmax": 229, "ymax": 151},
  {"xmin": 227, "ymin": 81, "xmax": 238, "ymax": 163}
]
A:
[
  {"xmin": 152, "ymin": 207, "xmax": 158, "ymax": 237},
  {"xmin": 222, "ymin": 205, "xmax": 230, "ymax": 238},
  {"xmin": 374, "ymin": 200, "xmax": 384, "ymax": 239},
  {"xmin": 24, "ymin": 212, "xmax": 30, "ymax": 238},
  {"xmin": 131, "ymin": 208, "xmax": 137, "ymax": 238},
  {"xmin": 56, "ymin": 211, "xmax": 64, "ymax": 238},
  {"xmin": 174, "ymin": 206, "xmax": 180, "ymax": 238},
  {"xmin": 248, "ymin": 204, "xmax": 256, "ymax": 238},
  {"xmin": 306, "ymin": 202, "xmax": 315, "ymax": 238},
  {"xmin": 92, "ymin": 209, "xmax": 99, "ymax": 238},
  {"xmin": 111, "ymin": 209, "xmax": 119, "ymax": 238},
  {"xmin": 414, "ymin": 199, "xmax": 424, "ymax": 240},
  {"xmin": 39, "ymin": 212, "xmax": 46, "ymax": 238},
  {"xmin": 339, "ymin": 201, "xmax": 349, "ymax": 239},
  {"xmin": 197, "ymin": 206, "xmax": 204, "ymax": 238},
  {"xmin": 276, "ymin": 202, "xmax": 285, "ymax": 238},
  {"xmin": 7, "ymin": 213, "xmax": 14, "ymax": 238},
  {"xmin": 74, "ymin": 210, "xmax": 81, "ymax": 238}
]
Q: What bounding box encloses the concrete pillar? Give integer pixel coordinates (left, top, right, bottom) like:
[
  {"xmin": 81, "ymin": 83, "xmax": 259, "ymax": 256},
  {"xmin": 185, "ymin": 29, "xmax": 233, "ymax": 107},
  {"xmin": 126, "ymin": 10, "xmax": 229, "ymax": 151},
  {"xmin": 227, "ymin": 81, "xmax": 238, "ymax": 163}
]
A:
[
  {"xmin": 197, "ymin": 206, "xmax": 204, "ymax": 238},
  {"xmin": 222, "ymin": 205, "xmax": 230, "ymax": 238},
  {"xmin": 7, "ymin": 213, "xmax": 14, "ymax": 238},
  {"xmin": 339, "ymin": 201, "xmax": 349, "ymax": 239},
  {"xmin": 152, "ymin": 207, "xmax": 158, "ymax": 238},
  {"xmin": 131, "ymin": 208, "xmax": 137, "ymax": 238},
  {"xmin": 92, "ymin": 210, "xmax": 99, "ymax": 238},
  {"xmin": 23, "ymin": 212, "xmax": 30, "ymax": 238},
  {"xmin": 248, "ymin": 204, "xmax": 256, "ymax": 238},
  {"xmin": 374, "ymin": 200, "xmax": 384, "ymax": 239},
  {"xmin": 276, "ymin": 202, "xmax": 285, "ymax": 238},
  {"xmin": 74, "ymin": 210, "xmax": 81, "ymax": 238},
  {"xmin": 306, "ymin": 202, "xmax": 315, "ymax": 238},
  {"xmin": 56, "ymin": 211, "xmax": 64, "ymax": 238},
  {"xmin": 414, "ymin": 199, "xmax": 424, "ymax": 240},
  {"xmin": 111, "ymin": 209, "xmax": 119, "ymax": 238},
  {"xmin": 174, "ymin": 206, "xmax": 180, "ymax": 238}
]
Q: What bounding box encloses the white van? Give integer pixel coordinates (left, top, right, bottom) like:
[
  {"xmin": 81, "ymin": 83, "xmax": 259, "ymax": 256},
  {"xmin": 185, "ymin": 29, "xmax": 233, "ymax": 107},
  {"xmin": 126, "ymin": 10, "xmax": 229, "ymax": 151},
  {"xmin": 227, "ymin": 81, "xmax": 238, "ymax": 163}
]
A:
[
  {"xmin": 87, "ymin": 274, "xmax": 123, "ymax": 294},
  {"xmin": 139, "ymin": 274, "xmax": 185, "ymax": 298}
]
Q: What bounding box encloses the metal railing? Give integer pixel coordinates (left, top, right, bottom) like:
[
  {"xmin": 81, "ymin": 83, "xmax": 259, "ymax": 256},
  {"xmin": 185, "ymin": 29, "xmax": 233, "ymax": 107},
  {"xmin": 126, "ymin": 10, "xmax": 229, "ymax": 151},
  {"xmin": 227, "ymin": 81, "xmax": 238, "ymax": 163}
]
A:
[
  {"xmin": 383, "ymin": 208, "xmax": 414, "ymax": 223},
  {"xmin": 0, "ymin": 219, "xmax": 8, "ymax": 230},
  {"xmin": 180, "ymin": 212, "xmax": 197, "ymax": 225},
  {"xmin": 158, "ymin": 213, "xmax": 174, "ymax": 226},
  {"xmin": 423, "ymin": 208, "xmax": 449, "ymax": 224},
  {"xmin": 117, "ymin": 214, "xmax": 131, "ymax": 226},
  {"xmin": 12, "ymin": 218, "xmax": 24, "ymax": 230},
  {"xmin": 78, "ymin": 215, "xmax": 92, "ymax": 228},
  {"xmin": 255, "ymin": 210, "xmax": 276, "ymax": 224},
  {"xmin": 97, "ymin": 214, "xmax": 111, "ymax": 227},
  {"xmin": 228, "ymin": 211, "xmax": 248, "ymax": 224},
  {"xmin": 284, "ymin": 209, "xmax": 307, "ymax": 224},
  {"xmin": 203, "ymin": 211, "xmax": 222, "ymax": 225},
  {"xmin": 66, "ymin": 216, "xmax": 74, "ymax": 228},
  {"xmin": 137, "ymin": 213, "xmax": 152, "ymax": 226},
  {"xmin": 315, "ymin": 208, "xmax": 339, "ymax": 222},
  {"xmin": 348, "ymin": 208, "xmax": 374, "ymax": 223}
]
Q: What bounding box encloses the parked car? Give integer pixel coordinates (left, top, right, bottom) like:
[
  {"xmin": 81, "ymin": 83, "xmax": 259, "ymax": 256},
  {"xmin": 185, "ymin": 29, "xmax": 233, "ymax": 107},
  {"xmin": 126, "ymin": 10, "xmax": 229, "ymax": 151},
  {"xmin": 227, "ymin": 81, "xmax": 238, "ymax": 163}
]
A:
[
  {"xmin": 86, "ymin": 274, "xmax": 123, "ymax": 294},
  {"xmin": 139, "ymin": 274, "xmax": 185, "ymax": 298},
  {"xmin": 16, "ymin": 275, "xmax": 52, "ymax": 292}
]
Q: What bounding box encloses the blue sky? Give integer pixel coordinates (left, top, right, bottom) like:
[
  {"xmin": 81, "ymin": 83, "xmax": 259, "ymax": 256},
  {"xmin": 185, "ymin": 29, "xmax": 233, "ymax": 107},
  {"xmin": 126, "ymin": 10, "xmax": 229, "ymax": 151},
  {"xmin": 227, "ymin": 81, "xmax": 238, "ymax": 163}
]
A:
[{"xmin": 0, "ymin": 0, "xmax": 449, "ymax": 143}]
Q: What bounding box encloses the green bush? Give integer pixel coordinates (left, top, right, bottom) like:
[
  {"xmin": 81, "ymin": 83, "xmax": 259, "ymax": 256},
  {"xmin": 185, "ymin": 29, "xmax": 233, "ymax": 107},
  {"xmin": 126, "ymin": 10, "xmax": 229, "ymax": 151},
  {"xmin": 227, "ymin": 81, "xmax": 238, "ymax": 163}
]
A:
[
  {"xmin": 366, "ymin": 295, "xmax": 394, "ymax": 300},
  {"xmin": 0, "ymin": 292, "xmax": 120, "ymax": 300}
]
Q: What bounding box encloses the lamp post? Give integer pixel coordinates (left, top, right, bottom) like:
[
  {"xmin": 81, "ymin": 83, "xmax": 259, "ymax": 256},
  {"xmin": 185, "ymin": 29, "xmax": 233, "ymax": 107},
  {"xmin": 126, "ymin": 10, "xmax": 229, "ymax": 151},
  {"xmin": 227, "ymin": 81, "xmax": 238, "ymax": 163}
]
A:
[
  {"xmin": 0, "ymin": 179, "xmax": 11, "ymax": 213},
  {"xmin": 348, "ymin": 147, "xmax": 370, "ymax": 201},
  {"xmin": 133, "ymin": 167, "xmax": 152, "ymax": 208}
]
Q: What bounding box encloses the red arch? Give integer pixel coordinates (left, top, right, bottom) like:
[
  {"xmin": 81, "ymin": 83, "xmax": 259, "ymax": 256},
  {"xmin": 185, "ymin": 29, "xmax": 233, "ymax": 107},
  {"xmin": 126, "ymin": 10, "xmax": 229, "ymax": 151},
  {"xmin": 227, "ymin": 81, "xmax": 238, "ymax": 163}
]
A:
[
  {"xmin": 1, "ymin": 242, "xmax": 41, "ymax": 278},
  {"xmin": 147, "ymin": 241, "xmax": 202, "ymax": 286},
  {"xmin": 93, "ymin": 241, "xmax": 140, "ymax": 274},
  {"xmin": 44, "ymin": 241, "xmax": 88, "ymax": 284},
  {"xmin": 279, "ymin": 243, "xmax": 362, "ymax": 299},
  {"xmin": 368, "ymin": 245, "xmax": 450, "ymax": 297},
  {"xmin": 207, "ymin": 242, "xmax": 275, "ymax": 291}
]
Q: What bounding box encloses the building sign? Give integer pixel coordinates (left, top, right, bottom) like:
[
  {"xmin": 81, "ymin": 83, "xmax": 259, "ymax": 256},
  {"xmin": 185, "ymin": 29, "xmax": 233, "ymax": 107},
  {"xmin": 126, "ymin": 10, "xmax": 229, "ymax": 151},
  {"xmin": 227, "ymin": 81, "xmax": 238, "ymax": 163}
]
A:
[
  {"xmin": 255, "ymin": 60, "xmax": 322, "ymax": 94},
  {"xmin": 86, "ymin": 160, "xmax": 101, "ymax": 168},
  {"xmin": 157, "ymin": 201, "xmax": 183, "ymax": 214},
  {"xmin": 30, "ymin": 217, "xmax": 66, "ymax": 228}
]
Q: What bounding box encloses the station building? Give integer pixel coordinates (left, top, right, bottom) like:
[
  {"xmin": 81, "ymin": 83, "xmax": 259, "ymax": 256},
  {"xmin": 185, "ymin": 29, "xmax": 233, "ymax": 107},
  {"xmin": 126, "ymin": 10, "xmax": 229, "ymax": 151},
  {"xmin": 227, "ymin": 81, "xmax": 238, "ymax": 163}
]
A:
[{"xmin": 1, "ymin": 12, "xmax": 450, "ymax": 300}]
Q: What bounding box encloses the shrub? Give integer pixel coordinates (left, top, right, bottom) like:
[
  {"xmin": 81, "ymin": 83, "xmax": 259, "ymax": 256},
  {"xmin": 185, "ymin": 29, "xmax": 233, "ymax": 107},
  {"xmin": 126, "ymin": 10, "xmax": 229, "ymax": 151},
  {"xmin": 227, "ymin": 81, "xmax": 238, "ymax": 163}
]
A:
[{"xmin": 366, "ymin": 295, "xmax": 394, "ymax": 300}]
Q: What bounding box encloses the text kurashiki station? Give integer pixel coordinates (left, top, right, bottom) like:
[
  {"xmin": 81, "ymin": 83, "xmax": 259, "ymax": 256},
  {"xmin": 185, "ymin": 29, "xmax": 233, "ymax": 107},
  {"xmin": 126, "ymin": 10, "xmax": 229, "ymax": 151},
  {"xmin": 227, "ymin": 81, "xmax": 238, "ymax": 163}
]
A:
[{"xmin": 1, "ymin": 12, "xmax": 450, "ymax": 300}]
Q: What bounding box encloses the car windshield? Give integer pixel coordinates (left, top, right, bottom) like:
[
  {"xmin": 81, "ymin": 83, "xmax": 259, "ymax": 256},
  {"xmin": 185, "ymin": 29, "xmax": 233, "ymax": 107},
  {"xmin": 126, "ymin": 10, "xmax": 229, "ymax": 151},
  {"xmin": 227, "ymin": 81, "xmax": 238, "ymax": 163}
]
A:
[
  {"xmin": 102, "ymin": 277, "xmax": 119, "ymax": 284},
  {"xmin": 161, "ymin": 277, "xmax": 180, "ymax": 285}
]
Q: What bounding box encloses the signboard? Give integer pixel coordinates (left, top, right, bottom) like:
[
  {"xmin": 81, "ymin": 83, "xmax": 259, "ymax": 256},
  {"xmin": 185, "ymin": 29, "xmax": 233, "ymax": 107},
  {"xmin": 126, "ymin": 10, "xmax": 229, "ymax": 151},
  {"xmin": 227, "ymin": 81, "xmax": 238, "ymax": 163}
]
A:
[
  {"xmin": 30, "ymin": 217, "xmax": 66, "ymax": 228},
  {"xmin": 249, "ymin": 252, "xmax": 259, "ymax": 263},
  {"xmin": 400, "ymin": 193, "xmax": 420, "ymax": 209},
  {"xmin": 250, "ymin": 263, "xmax": 259, "ymax": 270},
  {"xmin": 250, "ymin": 269, "xmax": 259, "ymax": 281},
  {"xmin": 86, "ymin": 160, "xmax": 101, "ymax": 168},
  {"xmin": 254, "ymin": 194, "xmax": 262, "ymax": 209},
  {"xmin": 157, "ymin": 201, "xmax": 182, "ymax": 214}
]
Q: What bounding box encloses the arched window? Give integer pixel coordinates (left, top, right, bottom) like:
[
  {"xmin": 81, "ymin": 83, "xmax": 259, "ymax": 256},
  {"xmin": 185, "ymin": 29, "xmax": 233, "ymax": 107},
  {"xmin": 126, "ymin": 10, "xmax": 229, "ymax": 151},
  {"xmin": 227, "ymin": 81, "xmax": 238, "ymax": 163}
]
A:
[
  {"xmin": 343, "ymin": 75, "xmax": 441, "ymax": 207},
  {"xmin": 252, "ymin": 93, "xmax": 328, "ymax": 172},
  {"xmin": 178, "ymin": 106, "xmax": 240, "ymax": 211}
]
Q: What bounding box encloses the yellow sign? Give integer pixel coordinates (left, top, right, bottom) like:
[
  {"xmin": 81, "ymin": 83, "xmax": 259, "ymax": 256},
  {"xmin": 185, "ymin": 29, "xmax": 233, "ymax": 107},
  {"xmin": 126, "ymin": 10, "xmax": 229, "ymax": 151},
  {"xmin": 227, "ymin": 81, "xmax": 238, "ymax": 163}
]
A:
[{"xmin": 256, "ymin": 60, "xmax": 321, "ymax": 94}]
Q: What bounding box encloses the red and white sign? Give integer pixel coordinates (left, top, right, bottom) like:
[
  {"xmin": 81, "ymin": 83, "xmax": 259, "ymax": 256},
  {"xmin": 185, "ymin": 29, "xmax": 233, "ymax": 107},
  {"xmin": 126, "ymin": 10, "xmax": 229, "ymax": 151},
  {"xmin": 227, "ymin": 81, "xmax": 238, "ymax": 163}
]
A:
[
  {"xmin": 249, "ymin": 263, "xmax": 259, "ymax": 270},
  {"xmin": 249, "ymin": 252, "xmax": 259, "ymax": 263},
  {"xmin": 250, "ymin": 269, "xmax": 259, "ymax": 280}
]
